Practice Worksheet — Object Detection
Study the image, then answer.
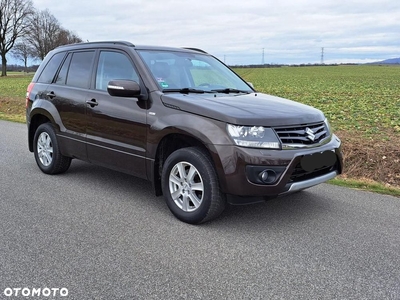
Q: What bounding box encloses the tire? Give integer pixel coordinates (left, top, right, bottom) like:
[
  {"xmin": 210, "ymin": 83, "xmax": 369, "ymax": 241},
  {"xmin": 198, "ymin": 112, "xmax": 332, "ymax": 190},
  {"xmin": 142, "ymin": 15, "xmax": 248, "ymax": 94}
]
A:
[
  {"xmin": 33, "ymin": 123, "xmax": 71, "ymax": 174},
  {"xmin": 161, "ymin": 147, "xmax": 226, "ymax": 224}
]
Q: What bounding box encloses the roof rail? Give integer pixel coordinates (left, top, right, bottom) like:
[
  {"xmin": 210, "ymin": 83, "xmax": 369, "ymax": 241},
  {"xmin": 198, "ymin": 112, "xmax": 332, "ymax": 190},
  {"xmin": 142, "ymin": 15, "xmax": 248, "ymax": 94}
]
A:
[
  {"xmin": 55, "ymin": 41, "xmax": 135, "ymax": 50},
  {"xmin": 83, "ymin": 41, "xmax": 135, "ymax": 47},
  {"xmin": 183, "ymin": 47, "xmax": 208, "ymax": 54}
]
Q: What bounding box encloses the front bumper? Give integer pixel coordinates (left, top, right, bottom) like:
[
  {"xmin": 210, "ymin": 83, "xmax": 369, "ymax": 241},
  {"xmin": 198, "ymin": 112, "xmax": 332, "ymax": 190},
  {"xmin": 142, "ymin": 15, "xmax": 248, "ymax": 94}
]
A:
[{"xmin": 212, "ymin": 134, "xmax": 343, "ymax": 204}]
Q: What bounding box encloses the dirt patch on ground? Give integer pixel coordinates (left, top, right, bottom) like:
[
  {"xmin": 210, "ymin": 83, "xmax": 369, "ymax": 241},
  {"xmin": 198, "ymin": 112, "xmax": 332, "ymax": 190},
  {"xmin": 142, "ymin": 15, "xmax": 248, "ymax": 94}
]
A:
[
  {"xmin": 0, "ymin": 97, "xmax": 26, "ymax": 122},
  {"xmin": 336, "ymin": 130, "xmax": 400, "ymax": 188},
  {"xmin": 0, "ymin": 97, "xmax": 25, "ymax": 115}
]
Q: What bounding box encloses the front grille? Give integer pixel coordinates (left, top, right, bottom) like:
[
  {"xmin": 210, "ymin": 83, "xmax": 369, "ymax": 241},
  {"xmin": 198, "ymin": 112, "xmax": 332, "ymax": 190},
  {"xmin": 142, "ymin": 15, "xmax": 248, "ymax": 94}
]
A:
[{"xmin": 274, "ymin": 122, "xmax": 328, "ymax": 146}]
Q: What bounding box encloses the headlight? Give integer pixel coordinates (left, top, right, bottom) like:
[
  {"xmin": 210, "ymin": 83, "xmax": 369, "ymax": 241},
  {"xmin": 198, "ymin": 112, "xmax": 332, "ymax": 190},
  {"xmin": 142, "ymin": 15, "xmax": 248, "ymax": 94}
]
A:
[
  {"xmin": 324, "ymin": 118, "xmax": 332, "ymax": 134},
  {"xmin": 324, "ymin": 118, "xmax": 332, "ymax": 136},
  {"xmin": 227, "ymin": 124, "xmax": 281, "ymax": 149}
]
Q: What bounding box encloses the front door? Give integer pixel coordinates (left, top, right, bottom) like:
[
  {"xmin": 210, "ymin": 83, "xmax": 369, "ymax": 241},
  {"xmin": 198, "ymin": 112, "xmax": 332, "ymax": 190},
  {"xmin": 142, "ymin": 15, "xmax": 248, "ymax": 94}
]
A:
[{"xmin": 86, "ymin": 50, "xmax": 147, "ymax": 178}]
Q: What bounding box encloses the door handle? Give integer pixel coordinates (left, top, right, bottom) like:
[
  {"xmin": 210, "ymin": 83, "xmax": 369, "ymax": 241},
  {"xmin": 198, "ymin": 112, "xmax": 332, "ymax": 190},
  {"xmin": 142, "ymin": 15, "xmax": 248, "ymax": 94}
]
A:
[
  {"xmin": 86, "ymin": 99, "xmax": 99, "ymax": 107},
  {"xmin": 46, "ymin": 91, "xmax": 56, "ymax": 99}
]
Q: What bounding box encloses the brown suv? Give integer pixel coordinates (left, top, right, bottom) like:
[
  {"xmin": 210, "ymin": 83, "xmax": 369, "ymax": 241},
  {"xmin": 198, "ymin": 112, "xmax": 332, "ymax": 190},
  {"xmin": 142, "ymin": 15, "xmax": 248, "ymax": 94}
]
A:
[{"xmin": 26, "ymin": 41, "xmax": 343, "ymax": 224}]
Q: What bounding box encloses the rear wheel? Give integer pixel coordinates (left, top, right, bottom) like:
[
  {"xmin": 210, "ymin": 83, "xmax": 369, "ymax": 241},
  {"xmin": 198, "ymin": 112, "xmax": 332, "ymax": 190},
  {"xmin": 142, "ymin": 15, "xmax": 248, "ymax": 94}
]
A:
[
  {"xmin": 161, "ymin": 147, "xmax": 226, "ymax": 224},
  {"xmin": 33, "ymin": 123, "xmax": 71, "ymax": 174}
]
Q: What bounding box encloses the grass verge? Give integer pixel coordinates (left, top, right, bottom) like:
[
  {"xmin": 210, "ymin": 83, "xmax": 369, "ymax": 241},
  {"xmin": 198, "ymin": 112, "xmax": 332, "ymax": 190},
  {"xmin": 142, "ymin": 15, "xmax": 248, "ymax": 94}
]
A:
[
  {"xmin": 0, "ymin": 111, "xmax": 25, "ymax": 123},
  {"xmin": 0, "ymin": 74, "xmax": 32, "ymax": 123},
  {"xmin": 329, "ymin": 177, "xmax": 400, "ymax": 197}
]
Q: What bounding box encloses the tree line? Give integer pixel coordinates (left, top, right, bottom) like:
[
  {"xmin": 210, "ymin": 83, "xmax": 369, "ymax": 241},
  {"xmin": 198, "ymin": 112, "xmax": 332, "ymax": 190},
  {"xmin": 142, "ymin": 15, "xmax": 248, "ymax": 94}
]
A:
[{"xmin": 0, "ymin": 0, "xmax": 82, "ymax": 76}]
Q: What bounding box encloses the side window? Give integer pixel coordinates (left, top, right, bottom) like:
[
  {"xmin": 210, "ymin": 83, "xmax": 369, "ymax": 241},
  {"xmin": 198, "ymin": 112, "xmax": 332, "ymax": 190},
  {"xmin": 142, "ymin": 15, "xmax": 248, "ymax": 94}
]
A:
[
  {"xmin": 95, "ymin": 51, "xmax": 139, "ymax": 91},
  {"xmin": 55, "ymin": 53, "xmax": 72, "ymax": 85},
  {"xmin": 37, "ymin": 52, "xmax": 65, "ymax": 84},
  {"xmin": 66, "ymin": 51, "xmax": 95, "ymax": 89}
]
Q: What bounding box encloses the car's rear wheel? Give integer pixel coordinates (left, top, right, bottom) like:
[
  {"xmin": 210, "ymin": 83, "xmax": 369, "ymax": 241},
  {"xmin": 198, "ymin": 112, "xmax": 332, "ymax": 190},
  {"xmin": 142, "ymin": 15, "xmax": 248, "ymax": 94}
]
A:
[
  {"xmin": 161, "ymin": 147, "xmax": 226, "ymax": 224},
  {"xmin": 33, "ymin": 123, "xmax": 71, "ymax": 174}
]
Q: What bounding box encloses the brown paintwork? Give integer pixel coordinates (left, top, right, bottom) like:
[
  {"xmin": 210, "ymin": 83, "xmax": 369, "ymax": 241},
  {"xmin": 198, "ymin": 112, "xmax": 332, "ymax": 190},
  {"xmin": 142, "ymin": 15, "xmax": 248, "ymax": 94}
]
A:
[{"xmin": 26, "ymin": 42, "xmax": 343, "ymax": 204}]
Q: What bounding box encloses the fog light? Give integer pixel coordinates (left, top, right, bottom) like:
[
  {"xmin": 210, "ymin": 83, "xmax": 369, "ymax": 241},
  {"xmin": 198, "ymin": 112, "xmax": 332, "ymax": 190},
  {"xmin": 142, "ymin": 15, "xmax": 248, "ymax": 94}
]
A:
[
  {"xmin": 259, "ymin": 169, "xmax": 277, "ymax": 184},
  {"xmin": 246, "ymin": 165, "xmax": 286, "ymax": 185}
]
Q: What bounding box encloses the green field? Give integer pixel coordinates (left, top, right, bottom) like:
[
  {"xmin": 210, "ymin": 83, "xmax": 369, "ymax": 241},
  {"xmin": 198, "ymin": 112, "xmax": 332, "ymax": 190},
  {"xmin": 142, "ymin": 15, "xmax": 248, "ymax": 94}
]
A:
[
  {"xmin": 0, "ymin": 73, "xmax": 33, "ymax": 122},
  {"xmin": 234, "ymin": 65, "xmax": 400, "ymax": 136},
  {"xmin": 1, "ymin": 73, "xmax": 33, "ymax": 96},
  {"xmin": 1, "ymin": 66, "xmax": 399, "ymax": 193},
  {"xmin": 234, "ymin": 66, "xmax": 400, "ymax": 192}
]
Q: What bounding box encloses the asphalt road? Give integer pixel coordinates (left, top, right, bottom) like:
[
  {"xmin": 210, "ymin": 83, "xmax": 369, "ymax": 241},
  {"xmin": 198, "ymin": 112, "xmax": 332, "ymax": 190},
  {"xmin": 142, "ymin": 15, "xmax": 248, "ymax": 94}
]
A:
[{"xmin": 1, "ymin": 120, "xmax": 399, "ymax": 300}]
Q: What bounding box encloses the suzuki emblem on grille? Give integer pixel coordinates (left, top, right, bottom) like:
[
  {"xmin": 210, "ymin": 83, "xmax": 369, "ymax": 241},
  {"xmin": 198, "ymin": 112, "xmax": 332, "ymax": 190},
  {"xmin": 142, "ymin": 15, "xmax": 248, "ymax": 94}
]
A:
[{"xmin": 305, "ymin": 127, "xmax": 315, "ymax": 141}]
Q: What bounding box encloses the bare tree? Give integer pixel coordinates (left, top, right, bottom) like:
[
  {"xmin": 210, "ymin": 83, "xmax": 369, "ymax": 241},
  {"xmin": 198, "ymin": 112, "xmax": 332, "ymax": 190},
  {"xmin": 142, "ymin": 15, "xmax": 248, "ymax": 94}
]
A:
[
  {"xmin": 27, "ymin": 9, "xmax": 82, "ymax": 61},
  {"xmin": 11, "ymin": 41, "xmax": 34, "ymax": 72},
  {"xmin": 0, "ymin": 0, "xmax": 34, "ymax": 76},
  {"xmin": 57, "ymin": 29, "xmax": 82, "ymax": 45},
  {"xmin": 27, "ymin": 9, "xmax": 61, "ymax": 61}
]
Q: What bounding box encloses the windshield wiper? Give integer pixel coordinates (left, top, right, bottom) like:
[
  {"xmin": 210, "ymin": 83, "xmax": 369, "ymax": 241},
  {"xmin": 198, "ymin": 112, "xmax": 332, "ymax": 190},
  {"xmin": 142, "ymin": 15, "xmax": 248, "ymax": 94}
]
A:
[
  {"xmin": 211, "ymin": 88, "xmax": 251, "ymax": 94},
  {"xmin": 163, "ymin": 88, "xmax": 210, "ymax": 94}
]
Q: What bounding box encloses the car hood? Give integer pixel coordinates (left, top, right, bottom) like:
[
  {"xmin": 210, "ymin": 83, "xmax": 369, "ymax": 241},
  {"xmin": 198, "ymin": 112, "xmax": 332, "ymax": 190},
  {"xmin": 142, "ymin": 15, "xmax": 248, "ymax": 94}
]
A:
[{"xmin": 160, "ymin": 92, "xmax": 325, "ymax": 126}]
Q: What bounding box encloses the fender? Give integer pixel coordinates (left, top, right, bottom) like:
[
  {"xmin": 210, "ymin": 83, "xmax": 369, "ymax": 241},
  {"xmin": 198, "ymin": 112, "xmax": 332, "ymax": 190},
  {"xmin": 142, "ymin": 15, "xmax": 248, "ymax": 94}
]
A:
[
  {"xmin": 28, "ymin": 100, "xmax": 66, "ymax": 153},
  {"xmin": 147, "ymin": 110, "xmax": 230, "ymax": 157},
  {"xmin": 30, "ymin": 99, "xmax": 66, "ymax": 132},
  {"xmin": 146, "ymin": 109, "xmax": 232, "ymax": 192}
]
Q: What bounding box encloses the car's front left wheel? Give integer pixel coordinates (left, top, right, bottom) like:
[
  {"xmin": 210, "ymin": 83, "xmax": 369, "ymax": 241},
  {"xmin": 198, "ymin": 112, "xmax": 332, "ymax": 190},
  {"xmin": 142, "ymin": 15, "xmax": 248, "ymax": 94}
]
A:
[{"xmin": 161, "ymin": 147, "xmax": 226, "ymax": 224}]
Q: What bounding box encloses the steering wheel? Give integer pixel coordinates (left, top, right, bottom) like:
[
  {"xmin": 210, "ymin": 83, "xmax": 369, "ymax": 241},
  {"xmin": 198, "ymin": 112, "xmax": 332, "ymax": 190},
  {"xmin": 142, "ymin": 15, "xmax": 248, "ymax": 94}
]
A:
[{"xmin": 198, "ymin": 83, "xmax": 211, "ymax": 88}]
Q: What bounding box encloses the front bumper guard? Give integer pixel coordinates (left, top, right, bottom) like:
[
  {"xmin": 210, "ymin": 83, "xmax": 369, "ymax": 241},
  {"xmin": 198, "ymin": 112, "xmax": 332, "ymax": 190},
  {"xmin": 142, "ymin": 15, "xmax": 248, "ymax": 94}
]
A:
[{"xmin": 281, "ymin": 170, "xmax": 338, "ymax": 195}]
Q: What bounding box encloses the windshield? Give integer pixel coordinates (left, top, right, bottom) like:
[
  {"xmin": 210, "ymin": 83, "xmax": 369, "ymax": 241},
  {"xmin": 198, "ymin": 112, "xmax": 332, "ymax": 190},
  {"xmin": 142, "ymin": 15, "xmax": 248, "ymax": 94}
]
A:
[{"xmin": 137, "ymin": 50, "xmax": 253, "ymax": 93}]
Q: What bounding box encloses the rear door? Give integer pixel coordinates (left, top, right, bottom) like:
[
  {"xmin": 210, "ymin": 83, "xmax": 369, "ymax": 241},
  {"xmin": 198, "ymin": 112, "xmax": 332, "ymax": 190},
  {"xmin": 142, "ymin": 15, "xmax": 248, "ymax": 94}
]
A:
[
  {"xmin": 43, "ymin": 50, "xmax": 95, "ymax": 160},
  {"xmin": 85, "ymin": 50, "xmax": 147, "ymax": 178}
]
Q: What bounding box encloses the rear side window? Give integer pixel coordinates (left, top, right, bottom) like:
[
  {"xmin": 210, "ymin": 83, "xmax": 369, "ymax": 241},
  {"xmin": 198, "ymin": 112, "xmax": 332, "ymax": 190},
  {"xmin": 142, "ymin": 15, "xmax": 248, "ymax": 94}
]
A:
[
  {"xmin": 37, "ymin": 52, "xmax": 65, "ymax": 84},
  {"xmin": 55, "ymin": 53, "xmax": 72, "ymax": 85},
  {"xmin": 66, "ymin": 51, "xmax": 95, "ymax": 89}
]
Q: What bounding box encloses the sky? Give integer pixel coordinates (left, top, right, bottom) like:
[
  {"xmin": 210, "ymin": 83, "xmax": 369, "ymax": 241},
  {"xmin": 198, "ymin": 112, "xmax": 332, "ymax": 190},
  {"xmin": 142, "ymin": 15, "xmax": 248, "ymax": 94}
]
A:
[{"xmin": 9, "ymin": 0, "xmax": 400, "ymax": 65}]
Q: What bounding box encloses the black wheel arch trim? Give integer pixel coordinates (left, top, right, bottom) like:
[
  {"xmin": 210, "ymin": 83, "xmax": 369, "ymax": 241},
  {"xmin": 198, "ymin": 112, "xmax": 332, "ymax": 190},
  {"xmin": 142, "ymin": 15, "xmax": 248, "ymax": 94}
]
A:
[{"xmin": 28, "ymin": 100, "xmax": 66, "ymax": 152}]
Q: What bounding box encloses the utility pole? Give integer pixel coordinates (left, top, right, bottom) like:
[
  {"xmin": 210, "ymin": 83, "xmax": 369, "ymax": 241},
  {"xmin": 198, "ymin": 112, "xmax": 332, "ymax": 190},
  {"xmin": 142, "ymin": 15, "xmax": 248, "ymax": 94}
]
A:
[
  {"xmin": 262, "ymin": 48, "xmax": 265, "ymax": 65},
  {"xmin": 321, "ymin": 47, "xmax": 324, "ymax": 65}
]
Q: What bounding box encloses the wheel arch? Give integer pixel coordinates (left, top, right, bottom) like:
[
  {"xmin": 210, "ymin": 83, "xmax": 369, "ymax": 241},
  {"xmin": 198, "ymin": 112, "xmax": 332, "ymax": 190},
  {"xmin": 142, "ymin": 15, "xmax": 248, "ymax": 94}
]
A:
[
  {"xmin": 151, "ymin": 132, "xmax": 224, "ymax": 197},
  {"xmin": 28, "ymin": 101, "xmax": 64, "ymax": 152},
  {"xmin": 28, "ymin": 113, "xmax": 52, "ymax": 152}
]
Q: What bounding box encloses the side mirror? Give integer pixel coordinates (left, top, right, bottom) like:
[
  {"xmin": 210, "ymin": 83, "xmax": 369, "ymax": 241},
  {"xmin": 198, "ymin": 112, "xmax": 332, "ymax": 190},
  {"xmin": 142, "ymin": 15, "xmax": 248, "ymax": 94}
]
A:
[
  {"xmin": 247, "ymin": 82, "xmax": 254, "ymax": 88},
  {"xmin": 107, "ymin": 80, "xmax": 141, "ymax": 98}
]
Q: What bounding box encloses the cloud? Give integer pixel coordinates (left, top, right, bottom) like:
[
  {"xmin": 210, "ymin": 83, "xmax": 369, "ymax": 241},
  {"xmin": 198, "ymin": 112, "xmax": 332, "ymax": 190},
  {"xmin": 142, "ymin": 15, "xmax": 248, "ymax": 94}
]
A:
[{"xmin": 17, "ymin": 0, "xmax": 400, "ymax": 64}]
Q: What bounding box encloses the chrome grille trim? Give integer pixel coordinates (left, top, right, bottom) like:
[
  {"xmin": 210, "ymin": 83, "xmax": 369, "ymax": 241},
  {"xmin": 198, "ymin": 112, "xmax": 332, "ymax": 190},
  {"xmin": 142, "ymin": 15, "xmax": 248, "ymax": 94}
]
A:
[{"xmin": 274, "ymin": 121, "xmax": 331, "ymax": 149}]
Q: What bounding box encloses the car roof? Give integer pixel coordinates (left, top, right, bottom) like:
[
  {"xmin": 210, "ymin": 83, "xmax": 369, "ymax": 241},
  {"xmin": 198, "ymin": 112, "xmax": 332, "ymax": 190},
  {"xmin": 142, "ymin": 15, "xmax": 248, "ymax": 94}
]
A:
[{"xmin": 54, "ymin": 41, "xmax": 208, "ymax": 54}]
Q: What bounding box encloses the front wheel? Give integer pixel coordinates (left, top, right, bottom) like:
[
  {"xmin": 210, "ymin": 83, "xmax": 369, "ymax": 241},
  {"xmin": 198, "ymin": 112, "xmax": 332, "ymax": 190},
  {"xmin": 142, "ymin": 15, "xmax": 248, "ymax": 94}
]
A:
[
  {"xmin": 33, "ymin": 123, "xmax": 71, "ymax": 174},
  {"xmin": 161, "ymin": 147, "xmax": 226, "ymax": 224}
]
